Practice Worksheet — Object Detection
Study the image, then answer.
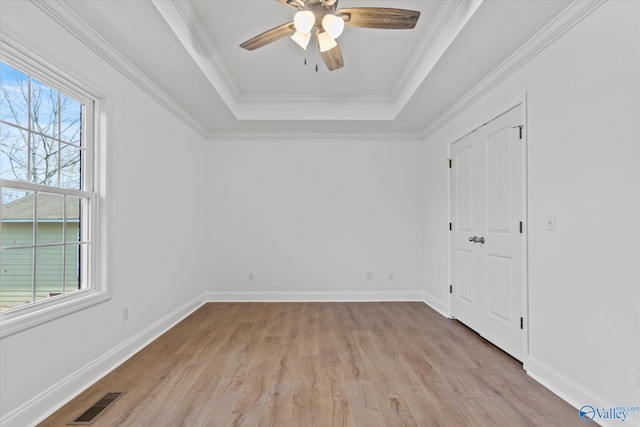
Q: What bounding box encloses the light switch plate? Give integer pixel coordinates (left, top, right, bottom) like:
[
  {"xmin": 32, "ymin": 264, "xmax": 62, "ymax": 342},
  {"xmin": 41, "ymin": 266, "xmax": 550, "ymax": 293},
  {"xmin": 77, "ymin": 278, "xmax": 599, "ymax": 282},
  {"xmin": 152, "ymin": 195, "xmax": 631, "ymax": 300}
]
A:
[{"xmin": 546, "ymin": 214, "xmax": 556, "ymax": 231}]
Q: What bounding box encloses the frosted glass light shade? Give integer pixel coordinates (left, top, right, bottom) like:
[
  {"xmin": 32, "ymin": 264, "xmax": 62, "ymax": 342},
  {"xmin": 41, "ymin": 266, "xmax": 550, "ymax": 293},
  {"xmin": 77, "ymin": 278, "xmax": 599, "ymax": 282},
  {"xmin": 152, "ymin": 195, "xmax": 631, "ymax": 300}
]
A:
[
  {"xmin": 291, "ymin": 31, "xmax": 311, "ymax": 50},
  {"xmin": 293, "ymin": 11, "xmax": 315, "ymax": 34},
  {"xmin": 317, "ymin": 31, "xmax": 337, "ymax": 52},
  {"xmin": 322, "ymin": 14, "xmax": 344, "ymax": 39}
]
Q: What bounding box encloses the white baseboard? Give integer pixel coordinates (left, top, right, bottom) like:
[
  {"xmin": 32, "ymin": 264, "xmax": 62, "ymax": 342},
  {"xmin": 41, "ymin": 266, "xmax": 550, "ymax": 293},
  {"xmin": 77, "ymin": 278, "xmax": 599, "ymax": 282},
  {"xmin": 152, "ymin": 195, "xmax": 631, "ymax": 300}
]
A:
[
  {"xmin": 525, "ymin": 356, "xmax": 640, "ymax": 427},
  {"xmin": 205, "ymin": 290, "xmax": 425, "ymax": 302},
  {"xmin": 422, "ymin": 292, "xmax": 451, "ymax": 318},
  {"xmin": 0, "ymin": 294, "xmax": 206, "ymax": 427}
]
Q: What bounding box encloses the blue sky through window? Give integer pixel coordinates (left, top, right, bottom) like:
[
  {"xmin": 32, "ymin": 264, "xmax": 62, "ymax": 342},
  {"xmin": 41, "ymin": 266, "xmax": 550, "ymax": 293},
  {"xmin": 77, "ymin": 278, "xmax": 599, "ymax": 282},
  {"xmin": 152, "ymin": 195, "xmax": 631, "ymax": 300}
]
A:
[{"xmin": 1, "ymin": 61, "xmax": 83, "ymax": 196}]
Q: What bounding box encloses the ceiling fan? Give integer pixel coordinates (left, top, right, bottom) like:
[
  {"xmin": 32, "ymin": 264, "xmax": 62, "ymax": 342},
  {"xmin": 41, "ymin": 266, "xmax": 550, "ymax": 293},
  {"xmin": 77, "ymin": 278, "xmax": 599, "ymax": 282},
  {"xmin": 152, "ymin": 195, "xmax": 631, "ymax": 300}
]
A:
[{"xmin": 240, "ymin": 0, "xmax": 420, "ymax": 71}]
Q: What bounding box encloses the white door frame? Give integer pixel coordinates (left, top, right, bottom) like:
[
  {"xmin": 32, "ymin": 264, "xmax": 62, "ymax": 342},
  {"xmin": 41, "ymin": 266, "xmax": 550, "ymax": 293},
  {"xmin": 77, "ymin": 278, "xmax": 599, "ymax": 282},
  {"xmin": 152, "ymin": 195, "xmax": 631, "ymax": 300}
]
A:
[{"xmin": 447, "ymin": 93, "xmax": 530, "ymax": 363}]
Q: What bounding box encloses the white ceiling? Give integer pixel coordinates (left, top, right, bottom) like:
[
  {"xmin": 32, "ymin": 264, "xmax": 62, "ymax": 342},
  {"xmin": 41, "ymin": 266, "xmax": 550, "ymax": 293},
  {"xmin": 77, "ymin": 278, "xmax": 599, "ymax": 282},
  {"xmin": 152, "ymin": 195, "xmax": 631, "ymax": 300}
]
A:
[{"xmin": 56, "ymin": 0, "xmax": 573, "ymax": 137}]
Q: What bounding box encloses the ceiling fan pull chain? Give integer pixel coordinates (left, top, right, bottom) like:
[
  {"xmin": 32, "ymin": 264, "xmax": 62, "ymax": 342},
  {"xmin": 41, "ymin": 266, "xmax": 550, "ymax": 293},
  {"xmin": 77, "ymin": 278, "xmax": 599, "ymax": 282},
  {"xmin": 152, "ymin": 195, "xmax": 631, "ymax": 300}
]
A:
[{"xmin": 314, "ymin": 34, "xmax": 319, "ymax": 72}]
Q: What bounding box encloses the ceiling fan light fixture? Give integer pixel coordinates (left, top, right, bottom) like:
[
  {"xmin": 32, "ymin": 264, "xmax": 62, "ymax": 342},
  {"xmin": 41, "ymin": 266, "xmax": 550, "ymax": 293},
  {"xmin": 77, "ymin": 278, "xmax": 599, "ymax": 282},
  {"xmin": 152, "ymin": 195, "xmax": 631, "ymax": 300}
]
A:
[
  {"xmin": 293, "ymin": 10, "xmax": 315, "ymax": 34},
  {"xmin": 322, "ymin": 14, "xmax": 344, "ymax": 39},
  {"xmin": 317, "ymin": 30, "xmax": 337, "ymax": 52},
  {"xmin": 240, "ymin": 5, "xmax": 421, "ymax": 71},
  {"xmin": 291, "ymin": 31, "xmax": 311, "ymax": 50}
]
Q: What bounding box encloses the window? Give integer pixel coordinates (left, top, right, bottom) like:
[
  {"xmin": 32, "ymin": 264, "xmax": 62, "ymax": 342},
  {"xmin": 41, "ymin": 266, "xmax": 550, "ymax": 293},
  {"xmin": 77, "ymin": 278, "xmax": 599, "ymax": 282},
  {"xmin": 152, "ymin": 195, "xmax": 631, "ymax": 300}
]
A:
[{"xmin": 0, "ymin": 46, "xmax": 106, "ymax": 337}]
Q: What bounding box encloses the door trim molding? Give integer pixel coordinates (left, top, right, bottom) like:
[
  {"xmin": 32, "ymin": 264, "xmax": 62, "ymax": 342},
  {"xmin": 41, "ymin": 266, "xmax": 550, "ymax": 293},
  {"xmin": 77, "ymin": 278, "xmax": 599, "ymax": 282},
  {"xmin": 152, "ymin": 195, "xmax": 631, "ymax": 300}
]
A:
[{"xmin": 520, "ymin": 92, "xmax": 530, "ymax": 361}]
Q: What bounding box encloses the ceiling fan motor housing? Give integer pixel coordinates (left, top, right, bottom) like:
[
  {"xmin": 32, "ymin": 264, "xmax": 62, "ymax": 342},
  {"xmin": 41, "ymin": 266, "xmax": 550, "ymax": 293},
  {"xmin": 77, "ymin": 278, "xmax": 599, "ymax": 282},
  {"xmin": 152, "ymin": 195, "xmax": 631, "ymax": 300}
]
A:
[{"xmin": 303, "ymin": 1, "xmax": 338, "ymax": 29}]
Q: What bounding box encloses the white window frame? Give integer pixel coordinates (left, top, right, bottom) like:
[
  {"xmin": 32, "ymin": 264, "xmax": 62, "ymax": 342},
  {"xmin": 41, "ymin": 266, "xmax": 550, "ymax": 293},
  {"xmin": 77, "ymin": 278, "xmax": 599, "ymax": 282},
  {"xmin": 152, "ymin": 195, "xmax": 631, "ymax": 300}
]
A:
[{"xmin": 0, "ymin": 36, "xmax": 109, "ymax": 338}]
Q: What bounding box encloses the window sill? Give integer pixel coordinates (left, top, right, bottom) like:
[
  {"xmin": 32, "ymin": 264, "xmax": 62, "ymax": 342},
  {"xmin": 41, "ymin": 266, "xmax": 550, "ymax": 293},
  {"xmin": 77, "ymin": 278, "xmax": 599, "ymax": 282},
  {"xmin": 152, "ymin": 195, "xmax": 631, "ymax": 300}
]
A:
[{"xmin": 0, "ymin": 290, "xmax": 110, "ymax": 339}]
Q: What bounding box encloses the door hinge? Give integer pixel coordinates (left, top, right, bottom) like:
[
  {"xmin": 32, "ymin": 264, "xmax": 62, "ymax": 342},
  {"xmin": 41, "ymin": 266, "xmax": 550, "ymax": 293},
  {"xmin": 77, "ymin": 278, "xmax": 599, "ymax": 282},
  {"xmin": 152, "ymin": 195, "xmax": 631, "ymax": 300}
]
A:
[
  {"xmin": 450, "ymin": 285, "xmax": 453, "ymax": 294},
  {"xmin": 520, "ymin": 317, "xmax": 524, "ymax": 330},
  {"xmin": 448, "ymin": 159, "xmax": 452, "ymax": 168},
  {"xmin": 519, "ymin": 221, "xmax": 523, "ymax": 234},
  {"xmin": 513, "ymin": 125, "xmax": 523, "ymax": 139},
  {"xmin": 449, "ymin": 222, "xmax": 452, "ymax": 231}
]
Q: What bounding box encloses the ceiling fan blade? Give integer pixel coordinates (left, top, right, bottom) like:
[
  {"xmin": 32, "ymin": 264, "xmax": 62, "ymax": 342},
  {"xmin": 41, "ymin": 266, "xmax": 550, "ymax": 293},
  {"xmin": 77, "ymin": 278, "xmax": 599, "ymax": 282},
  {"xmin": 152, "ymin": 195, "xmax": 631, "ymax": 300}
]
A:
[
  {"xmin": 336, "ymin": 8, "xmax": 420, "ymax": 29},
  {"xmin": 240, "ymin": 22, "xmax": 296, "ymax": 51},
  {"xmin": 320, "ymin": 41, "xmax": 344, "ymax": 71}
]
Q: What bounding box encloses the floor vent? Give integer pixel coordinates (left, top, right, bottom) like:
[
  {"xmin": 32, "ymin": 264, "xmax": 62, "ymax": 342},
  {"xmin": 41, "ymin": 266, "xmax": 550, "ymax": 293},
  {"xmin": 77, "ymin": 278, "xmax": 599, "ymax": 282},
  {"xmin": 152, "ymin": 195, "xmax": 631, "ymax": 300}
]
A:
[{"xmin": 69, "ymin": 392, "xmax": 125, "ymax": 425}]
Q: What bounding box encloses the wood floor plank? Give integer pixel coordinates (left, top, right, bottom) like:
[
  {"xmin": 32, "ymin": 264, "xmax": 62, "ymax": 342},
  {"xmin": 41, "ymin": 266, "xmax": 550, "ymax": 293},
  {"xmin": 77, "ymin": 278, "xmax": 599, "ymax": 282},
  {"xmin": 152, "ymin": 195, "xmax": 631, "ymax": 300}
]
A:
[{"xmin": 38, "ymin": 302, "xmax": 587, "ymax": 426}]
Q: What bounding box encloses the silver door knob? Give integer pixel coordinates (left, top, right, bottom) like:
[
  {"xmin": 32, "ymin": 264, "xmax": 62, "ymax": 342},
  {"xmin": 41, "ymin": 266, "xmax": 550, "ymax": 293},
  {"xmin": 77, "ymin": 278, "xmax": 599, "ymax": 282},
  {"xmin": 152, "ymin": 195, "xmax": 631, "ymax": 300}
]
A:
[
  {"xmin": 469, "ymin": 236, "xmax": 486, "ymax": 244},
  {"xmin": 477, "ymin": 236, "xmax": 485, "ymax": 244},
  {"xmin": 469, "ymin": 236, "xmax": 475, "ymax": 242}
]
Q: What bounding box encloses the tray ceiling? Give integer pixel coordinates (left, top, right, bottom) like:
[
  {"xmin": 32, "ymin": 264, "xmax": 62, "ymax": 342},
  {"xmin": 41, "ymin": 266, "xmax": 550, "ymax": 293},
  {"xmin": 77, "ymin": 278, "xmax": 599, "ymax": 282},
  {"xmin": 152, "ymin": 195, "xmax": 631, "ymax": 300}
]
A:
[{"xmin": 50, "ymin": 0, "xmax": 574, "ymax": 137}]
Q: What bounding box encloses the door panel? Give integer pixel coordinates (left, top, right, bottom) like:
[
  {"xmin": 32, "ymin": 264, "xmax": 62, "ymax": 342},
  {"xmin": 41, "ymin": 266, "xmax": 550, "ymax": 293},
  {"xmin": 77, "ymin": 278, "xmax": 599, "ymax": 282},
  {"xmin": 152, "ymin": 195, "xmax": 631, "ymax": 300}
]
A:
[
  {"xmin": 487, "ymin": 254, "xmax": 512, "ymax": 323},
  {"xmin": 456, "ymin": 249, "xmax": 474, "ymax": 304},
  {"xmin": 455, "ymin": 145, "xmax": 473, "ymax": 232},
  {"xmin": 487, "ymin": 129, "xmax": 512, "ymax": 233},
  {"xmin": 451, "ymin": 106, "xmax": 524, "ymax": 361}
]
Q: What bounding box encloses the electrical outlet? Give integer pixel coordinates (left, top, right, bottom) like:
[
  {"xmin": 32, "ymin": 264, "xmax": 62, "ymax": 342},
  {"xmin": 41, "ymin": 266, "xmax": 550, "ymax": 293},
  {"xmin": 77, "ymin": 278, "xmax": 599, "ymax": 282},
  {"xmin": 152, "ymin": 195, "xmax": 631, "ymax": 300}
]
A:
[
  {"xmin": 388, "ymin": 273, "xmax": 394, "ymax": 281},
  {"xmin": 121, "ymin": 306, "xmax": 128, "ymax": 322},
  {"xmin": 366, "ymin": 272, "xmax": 373, "ymax": 281},
  {"xmin": 248, "ymin": 273, "xmax": 254, "ymax": 281}
]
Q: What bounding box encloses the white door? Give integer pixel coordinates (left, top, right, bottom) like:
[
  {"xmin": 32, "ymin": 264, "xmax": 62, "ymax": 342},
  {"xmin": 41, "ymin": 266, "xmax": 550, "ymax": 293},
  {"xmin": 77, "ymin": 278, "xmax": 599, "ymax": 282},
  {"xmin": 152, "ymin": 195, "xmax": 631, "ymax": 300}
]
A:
[{"xmin": 450, "ymin": 106, "xmax": 524, "ymax": 361}]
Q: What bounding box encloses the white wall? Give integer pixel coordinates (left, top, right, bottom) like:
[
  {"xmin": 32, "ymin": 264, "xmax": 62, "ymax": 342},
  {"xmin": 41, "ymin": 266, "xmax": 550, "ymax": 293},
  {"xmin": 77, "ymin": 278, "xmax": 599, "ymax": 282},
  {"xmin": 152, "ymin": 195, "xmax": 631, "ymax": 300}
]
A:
[
  {"xmin": 0, "ymin": 2, "xmax": 207, "ymax": 425},
  {"xmin": 423, "ymin": 0, "xmax": 640, "ymax": 421},
  {"xmin": 206, "ymin": 137, "xmax": 425, "ymax": 300}
]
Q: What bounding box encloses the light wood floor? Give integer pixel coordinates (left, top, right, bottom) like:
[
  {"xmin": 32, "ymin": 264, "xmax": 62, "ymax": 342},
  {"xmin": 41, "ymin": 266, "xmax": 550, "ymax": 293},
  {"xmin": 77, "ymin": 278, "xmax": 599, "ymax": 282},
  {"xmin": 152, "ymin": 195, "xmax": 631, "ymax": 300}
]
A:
[{"xmin": 40, "ymin": 302, "xmax": 586, "ymax": 426}]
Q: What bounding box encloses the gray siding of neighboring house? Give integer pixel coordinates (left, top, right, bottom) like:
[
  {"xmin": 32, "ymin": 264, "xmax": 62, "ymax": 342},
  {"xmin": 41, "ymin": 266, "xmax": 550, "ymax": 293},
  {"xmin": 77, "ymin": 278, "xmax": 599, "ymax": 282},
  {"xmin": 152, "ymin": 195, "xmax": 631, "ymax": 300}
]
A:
[{"xmin": 0, "ymin": 222, "xmax": 80, "ymax": 309}]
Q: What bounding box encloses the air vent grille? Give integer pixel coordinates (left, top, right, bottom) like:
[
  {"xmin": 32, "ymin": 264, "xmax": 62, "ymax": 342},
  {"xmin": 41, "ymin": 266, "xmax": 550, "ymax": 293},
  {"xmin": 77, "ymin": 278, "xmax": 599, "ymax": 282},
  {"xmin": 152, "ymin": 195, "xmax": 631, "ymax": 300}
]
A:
[{"xmin": 69, "ymin": 392, "xmax": 125, "ymax": 425}]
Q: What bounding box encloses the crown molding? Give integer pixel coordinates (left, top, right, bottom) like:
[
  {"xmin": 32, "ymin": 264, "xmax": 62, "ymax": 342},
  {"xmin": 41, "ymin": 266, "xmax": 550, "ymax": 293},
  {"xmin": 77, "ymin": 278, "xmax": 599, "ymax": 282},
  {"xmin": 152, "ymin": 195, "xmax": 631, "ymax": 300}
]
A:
[
  {"xmin": 237, "ymin": 93, "xmax": 390, "ymax": 106},
  {"xmin": 389, "ymin": 0, "xmax": 460, "ymax": 102},
  {"xmin": 1, "ymin": 24, "xmax": 110, "ymax": 101},
  {"xmin": 29, "ymin": 0, "xmax": 209, "ymax": 137},
  {"xmin": 421, "ymin": 0, "xmax": 607, "ymax": 139},
  {"xmin": 390, "ymin": 0, "xmax": 483, "ymax": 116},
  {"xmin": 169, "ymin": 0, "xmax": 241, "ymax": 102},
  {"xmin": 206, "ymin": 131, "xmax": 424, "ymax": 142},
  {"xmin": 150, "ymin": 0, "xmax": 240, "ymax": 114}
]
